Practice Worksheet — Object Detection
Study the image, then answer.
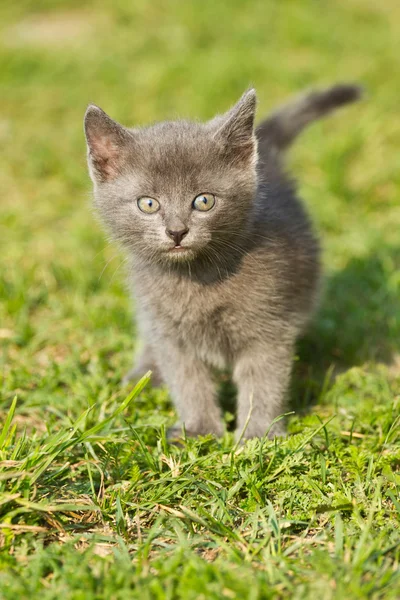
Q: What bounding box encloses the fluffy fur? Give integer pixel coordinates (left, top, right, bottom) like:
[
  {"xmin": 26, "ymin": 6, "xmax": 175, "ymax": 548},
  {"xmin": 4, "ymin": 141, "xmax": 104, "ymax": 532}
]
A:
[{"xmin": 84, "ymin": 84, "xmax": 361, "ymax": 439}]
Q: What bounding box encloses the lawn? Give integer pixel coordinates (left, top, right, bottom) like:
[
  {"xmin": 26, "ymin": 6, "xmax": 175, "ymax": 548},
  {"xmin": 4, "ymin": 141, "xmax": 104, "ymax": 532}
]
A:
[{"xmin": 1, "ymin": 0, "xmax": 400, "ymax": 598}]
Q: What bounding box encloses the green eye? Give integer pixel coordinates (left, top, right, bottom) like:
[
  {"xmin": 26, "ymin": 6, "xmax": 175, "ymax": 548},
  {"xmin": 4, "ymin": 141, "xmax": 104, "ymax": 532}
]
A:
[
  {"xmin": 193, "ymin": 193, "xmax": 215, "ymax": 212},
  {"xmin": 137, "ymin": 197, "xmax": 160, "ymax": 214}
]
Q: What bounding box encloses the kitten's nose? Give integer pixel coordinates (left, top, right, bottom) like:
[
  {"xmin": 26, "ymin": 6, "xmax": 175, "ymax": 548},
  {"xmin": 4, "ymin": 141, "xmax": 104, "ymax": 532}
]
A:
[{"xmin": 166, "ymin": 228, "xmax": 189, "ymax": 246}]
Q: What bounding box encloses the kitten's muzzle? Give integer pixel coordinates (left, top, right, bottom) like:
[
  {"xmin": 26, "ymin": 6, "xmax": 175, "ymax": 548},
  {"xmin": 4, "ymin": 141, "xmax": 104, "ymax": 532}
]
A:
[{"xmin": 166, "ymin": 227, "xmax": 189, "ymax": 247}]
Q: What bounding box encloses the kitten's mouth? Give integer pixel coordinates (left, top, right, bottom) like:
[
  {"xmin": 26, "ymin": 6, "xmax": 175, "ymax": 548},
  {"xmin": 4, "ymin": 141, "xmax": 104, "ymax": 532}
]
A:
[{"xmin": 170, "ymin": 245, "xmax": 187, "ymax": 252}]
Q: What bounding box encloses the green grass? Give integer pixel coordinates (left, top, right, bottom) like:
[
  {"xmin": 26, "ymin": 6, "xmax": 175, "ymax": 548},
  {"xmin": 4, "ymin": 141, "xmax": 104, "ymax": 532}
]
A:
[{"xmin": 1, "ymin": 0, "xmax": 400, "ymax": 597}]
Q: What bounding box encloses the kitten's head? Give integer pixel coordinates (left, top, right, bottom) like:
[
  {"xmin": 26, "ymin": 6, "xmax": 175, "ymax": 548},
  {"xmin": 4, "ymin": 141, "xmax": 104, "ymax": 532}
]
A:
[{"xmin": 84, "ymin": 90, "xmax": 258, "ymax": 266}]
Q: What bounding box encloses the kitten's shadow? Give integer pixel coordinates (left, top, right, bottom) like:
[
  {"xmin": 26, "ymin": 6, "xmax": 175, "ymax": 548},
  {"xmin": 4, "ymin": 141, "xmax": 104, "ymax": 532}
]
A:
[{"xmin": 292, "ymin": 243, "xmax": 400, "ymax": 411}]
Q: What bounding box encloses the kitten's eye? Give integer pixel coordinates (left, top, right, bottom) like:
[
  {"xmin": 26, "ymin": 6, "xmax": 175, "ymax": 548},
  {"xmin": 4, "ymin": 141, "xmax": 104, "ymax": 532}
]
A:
[
  {"xmin": 137, "ymin": 197, "xmax": 160, "ymax": 214},
  {"xmin": 193, "ymin": 193, "xmax": 215, "ymax": 212}
]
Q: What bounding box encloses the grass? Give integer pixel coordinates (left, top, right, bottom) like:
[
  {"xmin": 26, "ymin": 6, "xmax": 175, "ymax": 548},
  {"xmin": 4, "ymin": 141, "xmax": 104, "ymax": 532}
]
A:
[{"xmin": 1, "ymin": 0, "xmax": 400, "ymax": 597}]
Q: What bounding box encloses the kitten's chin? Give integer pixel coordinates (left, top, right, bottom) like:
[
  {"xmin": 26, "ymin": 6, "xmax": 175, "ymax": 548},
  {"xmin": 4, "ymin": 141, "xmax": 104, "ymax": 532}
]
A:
[{"xmin": 165, "ymin": 247, "xmax": 196, "ymax": 262}]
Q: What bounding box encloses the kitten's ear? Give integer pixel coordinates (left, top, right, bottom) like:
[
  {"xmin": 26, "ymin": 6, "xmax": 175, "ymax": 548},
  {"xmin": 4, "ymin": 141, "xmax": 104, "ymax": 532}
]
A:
[
  {"xmin": 84, "ymin": 105, "xmax": 131, "ymax": 182},
  {"xmin": 214, "ymin": 89, "xmax": 257, "ymax": 156}
]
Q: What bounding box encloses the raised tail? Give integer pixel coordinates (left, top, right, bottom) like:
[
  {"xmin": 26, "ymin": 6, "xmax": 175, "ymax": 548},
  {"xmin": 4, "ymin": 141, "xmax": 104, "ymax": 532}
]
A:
[{"xmin": 256, "ymin": 83, "xmax": 362, "ymax": 154}]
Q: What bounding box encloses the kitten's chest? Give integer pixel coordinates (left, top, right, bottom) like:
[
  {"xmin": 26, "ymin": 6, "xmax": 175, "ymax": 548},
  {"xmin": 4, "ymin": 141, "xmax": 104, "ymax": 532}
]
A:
[{"xmin": 138, "ymin": 272, "xmax": 243, "ymax": 366}]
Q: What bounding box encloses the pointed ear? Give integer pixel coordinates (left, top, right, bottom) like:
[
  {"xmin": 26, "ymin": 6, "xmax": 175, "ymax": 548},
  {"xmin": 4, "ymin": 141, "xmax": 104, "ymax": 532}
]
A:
[
  {"xmin": 214, "ymin": 89, "xmax": 257, "ymax": 153},
  {"xmin": 84, "ymin": 105, "xmax": 131, "ymax": 182}
]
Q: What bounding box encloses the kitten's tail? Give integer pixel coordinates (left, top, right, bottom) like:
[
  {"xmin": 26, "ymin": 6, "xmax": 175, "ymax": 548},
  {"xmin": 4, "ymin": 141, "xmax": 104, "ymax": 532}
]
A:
[{"xmin": 256, "ymin": 83, "xmax": 363, "ymax": 153}]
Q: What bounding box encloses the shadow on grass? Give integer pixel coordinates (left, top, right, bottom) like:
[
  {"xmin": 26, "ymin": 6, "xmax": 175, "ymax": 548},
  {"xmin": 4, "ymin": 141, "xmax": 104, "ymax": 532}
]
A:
[{"xmin": 292, "ymin": 243, "xmax": 400, "ymax": 411}]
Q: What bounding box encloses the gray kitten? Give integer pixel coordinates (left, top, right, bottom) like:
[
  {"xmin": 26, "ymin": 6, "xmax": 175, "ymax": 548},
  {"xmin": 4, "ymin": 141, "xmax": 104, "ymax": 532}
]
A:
[{"xmin": 84, "ymin": 84, "xmax": 360, "ymax": 439}]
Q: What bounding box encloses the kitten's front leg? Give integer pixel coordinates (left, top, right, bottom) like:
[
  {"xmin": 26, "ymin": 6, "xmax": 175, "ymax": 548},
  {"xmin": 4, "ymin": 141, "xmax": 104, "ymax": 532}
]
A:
[
  {"xmin": 233, "ymin": 341, "xmax": 294, "ymax": 440},
  {"xmin": 156, "ymin": 343, "xmax": 224, "ymax": 438},
  {"xmin": 122, "ymin": 343, "xmax": 163, "ymax": 387}
]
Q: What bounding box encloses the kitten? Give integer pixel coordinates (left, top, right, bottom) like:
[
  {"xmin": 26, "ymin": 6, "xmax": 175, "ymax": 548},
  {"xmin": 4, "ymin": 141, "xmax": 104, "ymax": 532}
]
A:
[{"xmin": 84, "ymin": 84, "xmax": 361, "ymax": 439}]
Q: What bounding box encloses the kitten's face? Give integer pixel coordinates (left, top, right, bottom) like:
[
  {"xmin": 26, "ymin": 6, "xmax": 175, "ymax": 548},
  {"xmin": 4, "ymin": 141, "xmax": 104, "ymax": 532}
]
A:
[{"xmin": 84, "ymin": 91, "xmax": 258, "ymax": 266}]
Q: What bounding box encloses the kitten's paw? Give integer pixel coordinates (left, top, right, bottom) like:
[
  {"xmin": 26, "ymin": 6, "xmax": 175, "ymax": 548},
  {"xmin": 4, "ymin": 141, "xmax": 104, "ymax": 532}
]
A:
[{"xmin": 122, "ymin": 364, "xmax": 163, "ymax": 387}]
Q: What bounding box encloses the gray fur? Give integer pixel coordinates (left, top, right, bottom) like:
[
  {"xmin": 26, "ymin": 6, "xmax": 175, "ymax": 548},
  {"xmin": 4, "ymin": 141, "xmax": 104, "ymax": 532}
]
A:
[{"xmin": 84, "ymin": 84, "xmax": 361, "ymax": 439}]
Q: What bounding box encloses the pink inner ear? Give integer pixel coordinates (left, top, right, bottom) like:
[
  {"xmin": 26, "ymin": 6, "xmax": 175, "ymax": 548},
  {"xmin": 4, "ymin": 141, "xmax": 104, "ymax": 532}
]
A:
[{"xmin": 89, "ymin": 135, "xmax": 122, "ymax": 180}]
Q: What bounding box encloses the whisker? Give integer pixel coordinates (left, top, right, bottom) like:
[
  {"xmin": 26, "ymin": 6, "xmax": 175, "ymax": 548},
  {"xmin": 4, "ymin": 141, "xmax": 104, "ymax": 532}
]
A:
[
  {"xmin": 98, "ymin": 253, "xmax": 121, "ymax": 282},
  {"xmin": 109, "ymin": 256, "xmax": 129, "ymax": 285},
  {"xmin": 212, "ymin": 229, "xmax": 275, "ymax": 244},
  {"xmin": 202, "ymin": 246, "xmax": 224, "ymax": 281},
  {"xmin": 211, "ymin": 238, "xmax": 260, "ymax": 268}
]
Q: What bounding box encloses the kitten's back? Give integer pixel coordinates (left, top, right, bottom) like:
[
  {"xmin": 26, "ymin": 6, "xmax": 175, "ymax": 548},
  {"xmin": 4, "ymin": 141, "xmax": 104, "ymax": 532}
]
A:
[{"xmin": 249, "ymin": 84, "xmax": 362, "ymax": 325}]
